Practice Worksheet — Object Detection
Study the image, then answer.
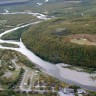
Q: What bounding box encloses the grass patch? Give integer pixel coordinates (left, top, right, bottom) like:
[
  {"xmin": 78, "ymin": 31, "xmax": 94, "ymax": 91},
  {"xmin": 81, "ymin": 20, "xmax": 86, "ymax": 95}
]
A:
[
  {"xmin": 0, "ymin": 43, "xmax": 19, "ymax": 48},
  {"xmin": 0, "ymin": 14, "xmax": 38, "ymax": 33},
  {"xmin": 1, "ymin": 26, "xmax": 29, "ymax": 41}
]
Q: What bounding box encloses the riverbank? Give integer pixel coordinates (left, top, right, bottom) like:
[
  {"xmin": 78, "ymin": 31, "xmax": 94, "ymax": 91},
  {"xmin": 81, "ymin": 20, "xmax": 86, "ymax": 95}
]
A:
[{"xmin": 56, "ymin": 64, "xmax": 96, "ymax": 86}]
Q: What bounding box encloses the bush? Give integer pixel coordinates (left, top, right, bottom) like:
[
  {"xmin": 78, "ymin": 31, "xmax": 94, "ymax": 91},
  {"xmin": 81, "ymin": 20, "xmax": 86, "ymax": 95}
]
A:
[{"xmin": 0, "ymin": 70, "xmax": 4, "ymax": 76}]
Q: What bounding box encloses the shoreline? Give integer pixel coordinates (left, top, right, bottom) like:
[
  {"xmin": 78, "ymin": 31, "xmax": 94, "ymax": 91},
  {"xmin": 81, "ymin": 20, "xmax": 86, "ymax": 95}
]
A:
[{"xmin": 56, "ymin": 64, "xmax": 96, "ymax": 86}]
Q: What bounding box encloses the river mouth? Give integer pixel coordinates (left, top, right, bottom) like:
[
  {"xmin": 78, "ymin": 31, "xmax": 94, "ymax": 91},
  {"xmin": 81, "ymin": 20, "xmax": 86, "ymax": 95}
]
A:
[{"xmin": 0, "ymin": 11, "xmax": 96, "ymax": 91}]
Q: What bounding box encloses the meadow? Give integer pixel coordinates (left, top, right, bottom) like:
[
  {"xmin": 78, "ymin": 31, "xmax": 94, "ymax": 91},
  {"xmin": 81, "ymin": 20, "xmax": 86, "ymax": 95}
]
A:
[{"xmin": 0, "ymin": 14, "xmax": 38, "ymax": 33}]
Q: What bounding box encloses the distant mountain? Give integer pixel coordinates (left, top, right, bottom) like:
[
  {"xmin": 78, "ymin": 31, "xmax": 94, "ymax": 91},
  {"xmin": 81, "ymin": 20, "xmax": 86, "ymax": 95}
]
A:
[
  {"xmin": 53, "ymin": 0, "xmax": 81, "ymax": 1},
  {"xmin": 0, "ymin": 0, "xmax": 29, "ymax": 5},
  {"xmin": 0, "ymin": 0, "xmax": 82, "ymax": 6}
]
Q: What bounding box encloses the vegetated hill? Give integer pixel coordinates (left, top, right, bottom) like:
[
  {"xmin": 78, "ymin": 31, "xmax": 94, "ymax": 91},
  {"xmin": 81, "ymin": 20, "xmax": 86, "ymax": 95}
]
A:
[{"xmin": 22, "ymin": 16, "xmax": 96, "ymax": 69}]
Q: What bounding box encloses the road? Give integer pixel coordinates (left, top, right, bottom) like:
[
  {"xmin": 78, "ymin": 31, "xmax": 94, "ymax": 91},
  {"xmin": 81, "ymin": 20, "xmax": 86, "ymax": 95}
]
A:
[{"xmin": 19, "ymin": 68, "xmax": 35, "ymax": 92}]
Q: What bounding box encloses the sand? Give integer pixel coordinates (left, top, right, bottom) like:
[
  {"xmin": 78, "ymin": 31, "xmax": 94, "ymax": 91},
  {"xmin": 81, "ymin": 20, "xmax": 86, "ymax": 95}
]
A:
[{"xmin": 56, "ymin": 64, "xmax": 96, "ymax": 86}]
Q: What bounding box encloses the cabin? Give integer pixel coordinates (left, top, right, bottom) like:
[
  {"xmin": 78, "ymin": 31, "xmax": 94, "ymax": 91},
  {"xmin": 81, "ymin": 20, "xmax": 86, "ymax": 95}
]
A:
[
  {"xmin": 58, "ymin": 87, "xmax": 75, "ymax": 96},
  {"xmin": 63, "ymin": 87, "xmax": 74, "ymax": 94},
  {"xmin": 77, "ymin": 89, "xmax": 86, "ymax": 94},
  {"xmin": 58, "ymin": 91, "xmax": 75, "ymax": 96}
]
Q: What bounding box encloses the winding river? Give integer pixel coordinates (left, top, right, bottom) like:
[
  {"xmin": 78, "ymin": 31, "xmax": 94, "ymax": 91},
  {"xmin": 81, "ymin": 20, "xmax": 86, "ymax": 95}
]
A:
[{"xmin": 0, "ymin": 12, "xmax": 96, "ymax": 91}]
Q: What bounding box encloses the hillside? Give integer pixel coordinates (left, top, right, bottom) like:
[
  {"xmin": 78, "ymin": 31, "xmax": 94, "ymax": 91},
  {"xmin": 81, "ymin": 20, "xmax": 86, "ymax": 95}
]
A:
[{"xmin": 22, "ymin": 16, "xmax": 96, "ymax": 69}]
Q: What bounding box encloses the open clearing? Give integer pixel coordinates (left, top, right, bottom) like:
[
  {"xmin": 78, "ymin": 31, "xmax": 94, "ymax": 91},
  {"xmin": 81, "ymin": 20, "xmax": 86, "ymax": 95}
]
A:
[{"xmin": 68, "ymin": 34, "xmax": 96, "ymax": 45}]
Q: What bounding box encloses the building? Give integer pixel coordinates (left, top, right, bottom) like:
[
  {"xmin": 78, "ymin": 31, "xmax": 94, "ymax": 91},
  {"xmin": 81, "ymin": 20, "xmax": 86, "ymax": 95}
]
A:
[
  {"xmin": 58, "ymin": 87, "xmax": 75, "ymax": 96},
  {"xmin": 58, "ymin": 91, "xmax": 75, "ymax": 96},
  {"xmin": 63, "ymin": 87, "xmax": 74, "ymax": 94},
  {"xmin": 77, "ymin": 89, "xmax": 86, "ymax": 94}
]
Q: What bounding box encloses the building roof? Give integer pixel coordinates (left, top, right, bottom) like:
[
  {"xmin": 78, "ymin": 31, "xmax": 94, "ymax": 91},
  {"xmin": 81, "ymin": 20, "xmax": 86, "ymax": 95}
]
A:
[
  {"xmin": 64, "ymin": 87, "xmax": 74, "ymax": 94},
  {"xmin": 77, "ymin": 89, "xmax": 86, "ymax": 94},
  {"xmin": 58, "ymin": 91, "xmax": 75, "ymax": 96}
]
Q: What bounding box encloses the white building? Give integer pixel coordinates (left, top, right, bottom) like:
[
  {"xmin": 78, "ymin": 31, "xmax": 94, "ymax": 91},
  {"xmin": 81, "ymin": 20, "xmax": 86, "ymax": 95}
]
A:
[
  {"xmin": 58, "ymin": 87, "xmax": 75, "ymax": 96},
  {"xmin": 77, "ymin": 89, "xmax": 86, "ymax": 94},
  {"xmin": 63, "ymin": 87, "xmax": 74, "ymax": 94},
  {"xmin": 58, "ymin": 91, "xmax": 75, "ymax": 96}
]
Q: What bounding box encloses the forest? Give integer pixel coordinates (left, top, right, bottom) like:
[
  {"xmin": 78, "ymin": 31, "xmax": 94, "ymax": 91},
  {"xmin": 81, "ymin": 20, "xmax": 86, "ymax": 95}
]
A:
[{"xmin": 22, "ymin": 16, "xmax": 96, "ymax": 70}]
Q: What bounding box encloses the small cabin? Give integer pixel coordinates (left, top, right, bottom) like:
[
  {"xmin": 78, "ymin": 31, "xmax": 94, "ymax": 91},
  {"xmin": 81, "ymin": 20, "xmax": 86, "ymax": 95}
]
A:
[{"xmin": 77, "ymin": 89, "xmax": 86, "ymax": 94}]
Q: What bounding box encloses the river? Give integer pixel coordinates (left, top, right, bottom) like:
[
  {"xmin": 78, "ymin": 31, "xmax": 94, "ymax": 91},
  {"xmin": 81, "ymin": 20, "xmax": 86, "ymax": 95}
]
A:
[{"xmin": 0, "ymin": 11, "xmax": 96, "ymax": 91}]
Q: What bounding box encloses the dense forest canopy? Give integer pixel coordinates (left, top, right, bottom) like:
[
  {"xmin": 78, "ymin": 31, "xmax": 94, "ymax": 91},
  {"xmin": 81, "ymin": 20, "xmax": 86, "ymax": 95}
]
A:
[{"xmin": 22, "ymin": 16, "xmax": 96, "ymax": 69}]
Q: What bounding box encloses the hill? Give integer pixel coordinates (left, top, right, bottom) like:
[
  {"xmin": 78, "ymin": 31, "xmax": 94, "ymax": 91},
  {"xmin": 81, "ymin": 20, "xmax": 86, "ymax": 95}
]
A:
[{"xmin": 22, "ymin": 16, "xmax": 96, "ymax": 69}]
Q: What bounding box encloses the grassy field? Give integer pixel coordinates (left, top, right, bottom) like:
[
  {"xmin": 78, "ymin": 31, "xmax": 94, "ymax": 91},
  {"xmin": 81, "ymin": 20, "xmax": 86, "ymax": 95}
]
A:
[
  {"xmin": 0, "ymin": 14, "xmax": 38, "ymax": 33},
  {"xmin": 0, "ymin": 43, "xmax": 19, "ymax": 48},
  {"xmin": 1, "ymin": 26, "xmax": 30, "ymax": 41}
]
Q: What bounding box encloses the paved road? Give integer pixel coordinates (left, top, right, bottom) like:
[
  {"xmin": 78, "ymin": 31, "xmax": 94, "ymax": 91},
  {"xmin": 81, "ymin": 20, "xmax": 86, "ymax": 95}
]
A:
[
  {"xmin": 12, "ymin": 58, "xmax": 21, "ymax": 70},
  {"xmin": 19, "ymin": 68, "xmax": 35, "ymax": 92}
]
